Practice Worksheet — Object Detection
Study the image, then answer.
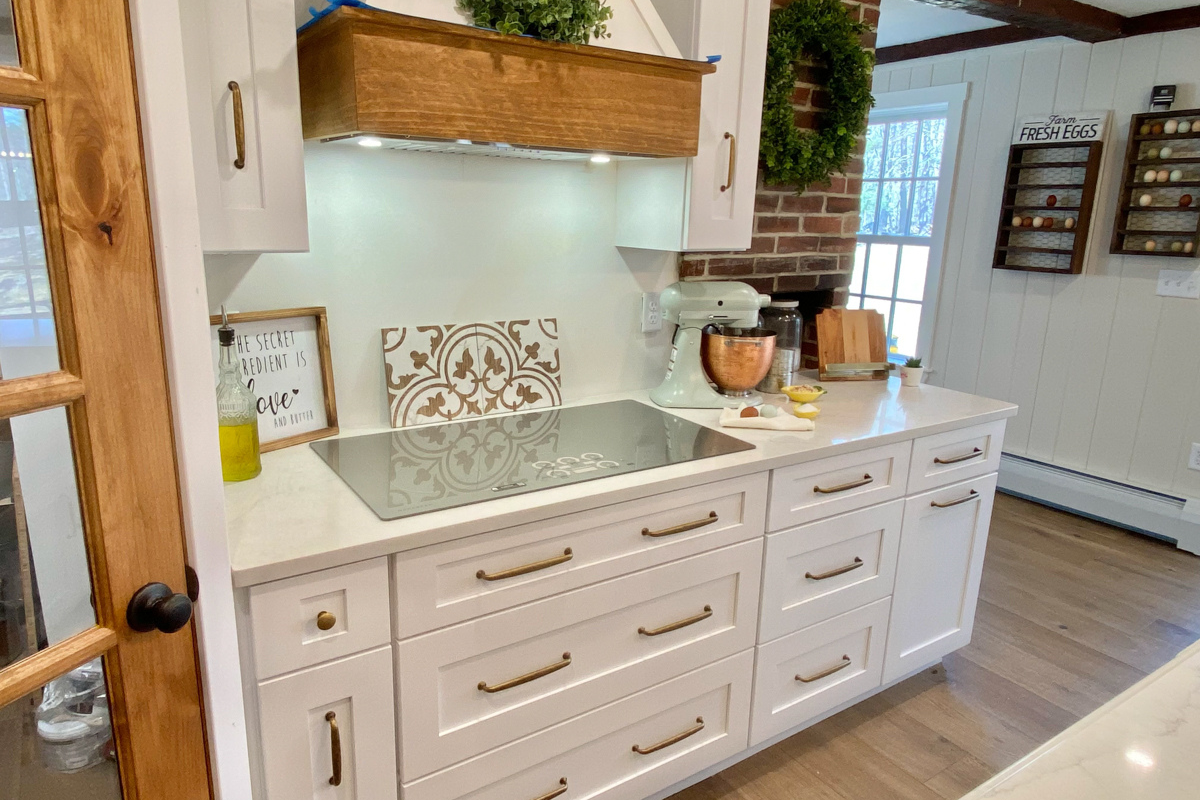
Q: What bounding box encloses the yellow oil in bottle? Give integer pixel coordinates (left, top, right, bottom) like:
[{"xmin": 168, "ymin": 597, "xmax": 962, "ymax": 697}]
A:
[{"xmin": 219, "ymin": 420, "xmax": 262, "ymax": 482}]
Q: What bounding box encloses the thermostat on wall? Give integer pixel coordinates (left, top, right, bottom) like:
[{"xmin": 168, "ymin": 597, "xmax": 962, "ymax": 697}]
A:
[{"xmin": 1151, "ymin": 84, "xmax": 1176, "ymax": 111}]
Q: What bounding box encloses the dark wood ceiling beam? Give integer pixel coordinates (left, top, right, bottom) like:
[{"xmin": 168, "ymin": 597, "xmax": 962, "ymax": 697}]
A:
[
  {"xmin": 910, "ymin": 0, "xmax": 1124, "ymax": 42},
  {"xmin": 876, "ymin": 24, "xmax": 1052, "ymax": 64},
  {"xmin": 1124, "ymin": 5, "xmax": 1200, "ymax": 36}
]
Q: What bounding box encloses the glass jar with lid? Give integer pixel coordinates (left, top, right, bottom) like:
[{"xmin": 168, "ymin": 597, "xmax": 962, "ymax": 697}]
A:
[{"xmin": 757, "ymin": 300, "xmax": 803, "ymax": 393}]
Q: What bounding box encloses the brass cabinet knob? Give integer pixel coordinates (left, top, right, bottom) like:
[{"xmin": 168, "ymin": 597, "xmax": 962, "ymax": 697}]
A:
[{"xmin": 316, "ymin": 611, "xmax": 336, "ymax": 631}]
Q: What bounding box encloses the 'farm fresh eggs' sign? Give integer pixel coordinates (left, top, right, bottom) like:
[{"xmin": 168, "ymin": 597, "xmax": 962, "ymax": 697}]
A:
[{"xmin": 1014, "ymin": 112, "xmax": 1109, "ymax": 145}]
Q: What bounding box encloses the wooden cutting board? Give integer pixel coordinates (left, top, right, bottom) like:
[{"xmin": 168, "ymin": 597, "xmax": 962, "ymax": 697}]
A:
[{"xmin": 815, "ymin": 309, "xmax": 890, "ymax": 380}]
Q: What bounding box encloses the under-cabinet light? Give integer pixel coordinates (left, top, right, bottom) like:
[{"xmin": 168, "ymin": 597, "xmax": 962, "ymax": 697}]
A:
[
  {"xmin": 359, "ymin": 137, "xmax": 383, "ymax": 148},
  {"xmin": 590, "ymin": 154, "xmax": 611, "ymax": 164}
]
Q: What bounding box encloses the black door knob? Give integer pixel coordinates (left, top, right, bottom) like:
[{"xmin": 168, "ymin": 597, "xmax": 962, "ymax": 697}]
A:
[{"xmin": 127, "ymin": 582, "xmax": 193, "ymax": 634}]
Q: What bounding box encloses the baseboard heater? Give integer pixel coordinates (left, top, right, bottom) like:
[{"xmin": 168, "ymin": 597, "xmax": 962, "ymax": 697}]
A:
[{"xmin": 998, "ymin": 453, "xmax": 1200, "ymax": 555}]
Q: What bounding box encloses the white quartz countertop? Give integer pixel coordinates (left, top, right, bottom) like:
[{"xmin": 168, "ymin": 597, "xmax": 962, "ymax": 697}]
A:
[
  {"xmin": 224, "ymin": 377, "xmax": 1015, "ymax": 587},
  {"xmin": 963, "ymin": 637, "xmax": 1200, "ymax": 799}
]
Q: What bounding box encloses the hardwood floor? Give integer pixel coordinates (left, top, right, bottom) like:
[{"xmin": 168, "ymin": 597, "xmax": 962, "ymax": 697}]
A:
[{"xmin": 670, "ymin": 492, "xmax": 1200, "ymax": 800}]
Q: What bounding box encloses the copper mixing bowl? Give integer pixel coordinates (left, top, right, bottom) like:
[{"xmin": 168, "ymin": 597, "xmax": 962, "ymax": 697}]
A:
[{"xmin": 701, "ymin": 327, "xmax": 777, "ymax": 395}]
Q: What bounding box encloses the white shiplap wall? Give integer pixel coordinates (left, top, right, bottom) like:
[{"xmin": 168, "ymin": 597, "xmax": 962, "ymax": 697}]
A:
[{"xmin": 875, "ymin": 31, "xmax": 1200, "ymax": 501}]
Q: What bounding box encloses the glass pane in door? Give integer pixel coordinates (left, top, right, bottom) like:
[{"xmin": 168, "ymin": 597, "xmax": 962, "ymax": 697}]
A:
[
  {"xmin": 0, "ymin": 107, "xmax": 57, "ymax": 379},
  {"xmin": 0, "ymin": 662, "xmax": 123, "ymax": 797},
  {"xmin": 0, "ymin": 406, "xmax": 93, "ymax": 671},
  {"xmin": 0, "ymin": 3, "xmax": 16, "ymax": 67}
]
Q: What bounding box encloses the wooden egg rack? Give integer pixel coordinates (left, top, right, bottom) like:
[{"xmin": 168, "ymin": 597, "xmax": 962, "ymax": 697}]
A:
[{"xmin": 1111, "ymin": 108, "xmax": 1200, "ymax": 257}]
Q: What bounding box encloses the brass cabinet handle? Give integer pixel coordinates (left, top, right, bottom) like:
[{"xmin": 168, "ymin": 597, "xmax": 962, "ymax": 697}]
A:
[
  {"xmin": 796, "ymin": 655, "xmax": 851, "ymax": 683},
  {"xmin": 531, "ymin": 778, "xmax": 568, "ymax": 800},
  {"xmin": 228, "ymin": 80, "xmax": 246, "ymax": 169},
  {"xmin": 642, "ymin": 511, "xmax": 718, "ymax": 538},
  {"xmin": 638, "ymin": 605, "xmax": 713, "ymax": 637},
  {"xmin": 325, "ymin": 711, "xmax": 342, "ymax": 787},
  {"xmin": 633, "ymin": 717, "xmax": 705, "ymax": 755},
  {"xmin": 720, "ymin": 132, "xmax": 736, "ymax": 192},
  {"xmin": 931, "ymin": 489, "xmax": 979, "ymax": 509},
  {"xmin": 934, "ymin": 447, "xmax": 983, "ymax": 465},
  {"xmin": 805, "ymin": 557, "xmax": 864, "ymax": 581},
  {"xmin": 478, "ymin": 652, "xmax": 571, "ymax": 694},
  {"xmin": 813, "ymin": 474, "xmax": 873, "ymax": 494},
  {"xmin": 477, "ymin": 548, "xmax": 573, "ymax": 581},
  {"xmin": 316, "ymin": 611, "xmax": 336, "ymax": 631}
]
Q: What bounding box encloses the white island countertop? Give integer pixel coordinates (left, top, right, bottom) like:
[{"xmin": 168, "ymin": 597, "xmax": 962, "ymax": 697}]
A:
[
  {"xmin": 964, "ymin": 637, "xmax": 1200, "ymax": 799},
  {"xmin": 224, "ymin": 378, "xmax": 1016, "ymax": 587}
]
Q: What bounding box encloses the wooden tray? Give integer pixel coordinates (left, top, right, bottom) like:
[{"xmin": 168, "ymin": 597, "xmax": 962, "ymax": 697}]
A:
[{"xmin": 816, "ymin": 309, "xmax": 890, "ymax": 381}]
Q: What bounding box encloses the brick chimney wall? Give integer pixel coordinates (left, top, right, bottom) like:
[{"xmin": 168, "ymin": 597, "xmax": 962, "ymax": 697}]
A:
[{"xmin": 680, "ymin": 0, "xmax": 879, "ymax": 365}]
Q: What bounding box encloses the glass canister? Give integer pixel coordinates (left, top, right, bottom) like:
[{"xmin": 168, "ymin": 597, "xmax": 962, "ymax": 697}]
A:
[{"xmin": 757, "ymin": 300, "xmax": 803, "ymax": 393}]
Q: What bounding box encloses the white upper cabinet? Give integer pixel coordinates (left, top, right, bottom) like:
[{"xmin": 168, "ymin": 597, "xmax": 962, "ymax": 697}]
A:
[
  {"xmin": 182, "ymin": 0, "xmax": 309, "ymax": 253},
  {"xmin": 615, "ymin": 0, "xmax": 770, "ymax": 252}
]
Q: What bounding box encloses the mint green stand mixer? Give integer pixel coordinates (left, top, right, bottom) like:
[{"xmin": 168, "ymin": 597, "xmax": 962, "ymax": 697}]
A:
[{"xmin": 649, "ymin": 282, "xmax": 772, "ymax": 409}]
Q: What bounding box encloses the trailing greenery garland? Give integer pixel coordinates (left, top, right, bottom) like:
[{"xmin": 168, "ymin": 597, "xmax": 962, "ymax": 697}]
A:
[
  {"xmin": 759, "ymin": 0, "xmax": 875, "ymax": 190},
  {"xmin": 456, "ymin": 0, "xmax": 612, "ymax": 44}
]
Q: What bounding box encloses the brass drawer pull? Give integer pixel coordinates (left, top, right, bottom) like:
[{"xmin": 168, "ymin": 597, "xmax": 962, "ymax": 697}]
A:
[
  {"xmin": 632, "ymin": 717, "xmax": 705, "ymax": 755},
  {"xmin": 720, "ymin": 132, "xmax": 736, "ymax": 192},
  {"xmin": 934, "ymin": 447, "xmax": 983, "ymax": 465},
  {"xmin": 813, "ymin": 474, "xmax": 873, "ymax": 494},
  {"xmin": 531, "ymin": 778, "xmax": 568, "ymax": 800},
  {"xmin": 228, "ymin": 80, "xmax": 246, "ymax": 170},
  {"xmin": 642, "ymin": 511, "xmax": 718, "ymax": 538},
  {"xmin": 796, "ymin": 655, "xmax": 851, "ymax": 683},
  {"xmin": 805, "ymin": 557, "xmax": 864, "ymax": 581},
  {"xmin": 478, "ymin": 652, "xmax": 571, "ymax": 694},
  {"xmin": 325, "ymin": 711, "xmax": 342, "ymax": 787},
  {"xmin": 477, "ymin": 548, "xmax": 573, "ymax": 581},
  {"xmin": 638, "ymin": 605, "xmax": 713, "ymax": 637},
  {"xmin": 931, "ymin": 490, "xmax": 980, "ymax": 509},
  {"xmin": 316, "ymin": 610, "xmax": 336, "ymax": 631}
]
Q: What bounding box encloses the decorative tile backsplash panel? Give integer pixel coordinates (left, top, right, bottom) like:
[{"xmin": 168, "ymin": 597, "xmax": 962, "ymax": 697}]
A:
[{"xmin": 383, "ymin": 319, "xmax": 562, "ymax": 427}]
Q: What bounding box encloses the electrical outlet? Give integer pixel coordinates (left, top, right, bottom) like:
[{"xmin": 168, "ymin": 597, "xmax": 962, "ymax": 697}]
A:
[
  {"xmin": 1190, "ymin": 443, "xmax": 1200, "ymax": 472},
  {"xmin": 1156, "ymin": 269, "xmax": 1200, "ymax": 299},
  {"xmin": 641, "ymin": 292, "xmax": 662, "ymax": 333}
]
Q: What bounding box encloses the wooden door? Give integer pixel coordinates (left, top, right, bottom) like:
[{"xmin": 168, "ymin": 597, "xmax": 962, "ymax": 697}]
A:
[
  {"xmin": 0, "ymin": 0, "xmax": 211, "ymax": 798},
  {"xmin": 882, "ymin": 474, "xmax": 998, "ymax": 684}
]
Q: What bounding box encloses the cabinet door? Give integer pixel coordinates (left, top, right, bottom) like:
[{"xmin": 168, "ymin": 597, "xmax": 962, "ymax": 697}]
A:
[
  {"xmin": 181, "ymin": 0, "xmax": 309, "ymax": 253},
  {"xmin": 681, "ymin": 0, "xmax": 769, "ymax": 252},
  {"xmin": 257, "ymin": 646, "xmax": 397, "ymax": 800},
  {"xmin": 882, "ymin": 474, "xmax": 997, "ymax": 684}
]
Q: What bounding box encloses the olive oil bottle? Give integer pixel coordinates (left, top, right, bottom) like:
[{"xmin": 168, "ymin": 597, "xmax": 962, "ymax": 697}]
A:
[{"xmin": 216, "ymin": 309, "xmax": 261, "ymax": 482}]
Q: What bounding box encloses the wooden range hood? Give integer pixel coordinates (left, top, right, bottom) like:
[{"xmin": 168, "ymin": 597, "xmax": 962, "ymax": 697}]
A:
[{"xmin": 297, "ymin": 6, "xmax": 717, "ymax": 158}]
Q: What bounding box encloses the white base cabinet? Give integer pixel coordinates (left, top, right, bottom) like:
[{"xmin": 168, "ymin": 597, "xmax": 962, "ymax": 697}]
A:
[{"xmin": 236, "ymin": 420, "xmax": 1006, "ymax": 800}]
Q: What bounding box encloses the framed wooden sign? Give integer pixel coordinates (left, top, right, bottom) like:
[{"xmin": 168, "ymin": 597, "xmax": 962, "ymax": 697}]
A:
[{"xmin": 209, "ymin": 306, "xmax": 339, "ymax": 451}]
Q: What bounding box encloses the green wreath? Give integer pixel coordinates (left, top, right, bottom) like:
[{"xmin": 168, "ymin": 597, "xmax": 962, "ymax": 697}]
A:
[{"xmin": 759, "ymin": 0, "xmax": 875, "ymax": 190}]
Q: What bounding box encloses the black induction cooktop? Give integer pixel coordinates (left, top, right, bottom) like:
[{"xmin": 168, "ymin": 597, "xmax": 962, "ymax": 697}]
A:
[{"xmin": 310, "ymin": 400, "xmax": 754, "ymax": 521}]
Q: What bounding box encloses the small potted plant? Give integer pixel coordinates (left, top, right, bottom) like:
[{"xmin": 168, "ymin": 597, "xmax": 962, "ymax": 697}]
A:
[{"xmin": 900, "ymin": 357, "xmax": 924, "ymax": 387}]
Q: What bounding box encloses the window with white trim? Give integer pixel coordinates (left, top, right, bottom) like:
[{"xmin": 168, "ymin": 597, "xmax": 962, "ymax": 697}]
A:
[{"xmin": 849, "ymin": 99, "xmax": 956, "ymax": 363}]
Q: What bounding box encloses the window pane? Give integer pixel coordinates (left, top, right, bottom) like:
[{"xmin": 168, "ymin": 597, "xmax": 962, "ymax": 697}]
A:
[
  {"xmin": 917, "ymin": 118, "xmax": 947, "ymax": 178},
  {"xmin": 909, "ymin": 180, "xmax": 938, "ymax": 237},
  {"xmin": 884, "ymin": 120, "xmax": 918, "ymax": 179},
  {"xmin": 850, "ymin": 243, "xmax": 867, "ymax": 294},
  {"xmin": 859, "ymin": 181, "xmax": 879, "ymax": 234},
  {"xmin": 0, "ymin": 2, "xmax": 16, "ymax": 67},
  {"xmin": 892, "ymin": 301, "xmax": 922, "ymax": 358},
  {"xmin": 864, "ymin": 124, "xmax": 884, "ymax": 179},
  {"xmin": 877, "ymin": 181, "xmax": 911, "ymax": 236},
  {"xmin": 865, "ymin": 243, "xmax": 898, "ymax": 297},
  {"xmin": 897, "ymin": 245, "xmax": 929, "ymax": 302},
  {"xmin": 0, "ymin": 663, "xmax": 124, "ymax": 794},
  {"xmin": 845, "ymin": 295, "xmax": 862, "ymax": 310}
]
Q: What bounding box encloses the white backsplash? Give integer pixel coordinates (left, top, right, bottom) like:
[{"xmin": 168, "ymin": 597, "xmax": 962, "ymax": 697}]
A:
[{"xmin": 205, "ymin": 143, "xmax": 677, "ymax": 428}]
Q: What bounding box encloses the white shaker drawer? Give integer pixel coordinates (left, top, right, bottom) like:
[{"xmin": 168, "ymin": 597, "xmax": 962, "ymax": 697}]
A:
[
  {"xmin": 907, "ymin": 420, "xmax": 1005, "ymax": 494},
  {"xmin": 392, "ymin": 474, "xmax": 767, "ymax": 638},
  {"xmin": 257, "ymin": 646, "xmax": 397, "ymax": 800},
  {"xmin": 759, "ymin": 501, "xmax": 902, "ymax": 642},
  {"xmin": 767, "ymin": 442, "xmax": 910, "ymax": 530},
  {"xmin": 395, "ymin": 539, "xmax": 762, "ymax": 780},
  {"xmin": 248, "ymin": 558, "xmax": 390, "ymax": 680},
  {"xmin": 750, "ymin": 598, "xmax": 890, "ymax": 746},
  {"xmin": 402, "ymin": 651, "xmax": 753, "ymax": 800}
]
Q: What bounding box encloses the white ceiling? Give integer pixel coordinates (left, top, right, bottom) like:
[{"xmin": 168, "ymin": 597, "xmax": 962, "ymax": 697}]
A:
[
  {"xmin": 876, "ymin": 0, "xmax": 1197, "ymax": 49},
  {"xmin": 876, "ymin": 0, "xmax": 1004, "ymax": 48}
]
